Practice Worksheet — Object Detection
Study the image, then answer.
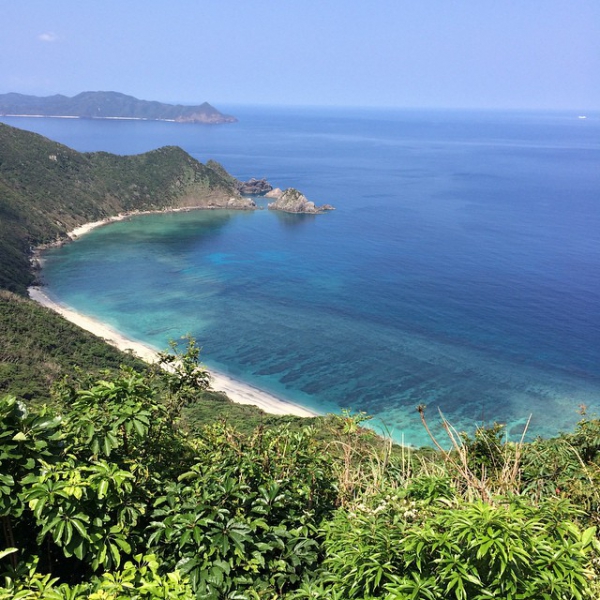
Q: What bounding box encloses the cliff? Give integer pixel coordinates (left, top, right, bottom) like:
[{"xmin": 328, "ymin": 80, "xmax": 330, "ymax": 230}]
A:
[{"xmin": 0, "ymin": 91, "xmax": 237, "ymax": 124}]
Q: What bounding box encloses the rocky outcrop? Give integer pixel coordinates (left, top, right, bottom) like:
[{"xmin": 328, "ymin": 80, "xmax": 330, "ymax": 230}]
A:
[
  {"xmin": 175, "ymin": 192, "xmax": 256, "ymax": 211},
  {"xmin": 224, "ymin": 196, "xmax": 256, "ymax": 209},
  {"xmin": 265, "ymin": 187, "xmax": 283, "ymax": 199},
  {"xmin": 236, "ymin": 178, "xmax": 273, "ymax": 195},
  {"xmin": 267, "ymin": 188, "xmax": 334, "ymax": 214}
]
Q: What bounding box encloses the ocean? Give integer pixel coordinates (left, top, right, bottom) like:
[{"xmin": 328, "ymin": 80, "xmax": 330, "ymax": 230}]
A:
[{"xmin": 5, "ymin": 107, "xmax": 600, "ymax": 447}]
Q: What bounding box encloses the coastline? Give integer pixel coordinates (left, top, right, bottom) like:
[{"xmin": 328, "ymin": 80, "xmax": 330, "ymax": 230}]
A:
[
  {"xmin": 30, "ymin": 206, "xmax": 251, "ymax": 267},
  {"xmin": 67, "ymin": 207, "xmax": 210, "ymax": 240},
  {"xmin": 28, "ymin": 211, "xmax": 319, "ymax": 419},
  {"xmin": 28, "ymin": 286, "xmax": 319, "ymax": 418}
]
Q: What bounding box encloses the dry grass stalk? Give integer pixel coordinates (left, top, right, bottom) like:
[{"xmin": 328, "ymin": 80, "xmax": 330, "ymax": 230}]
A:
[{"xmin": 418, "ymin": 405, "xmax": 532, "ymax": 503}]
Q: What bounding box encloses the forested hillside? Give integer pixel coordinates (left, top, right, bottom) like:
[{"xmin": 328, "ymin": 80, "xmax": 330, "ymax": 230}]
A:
[
  {"xmin": 0, "ymin": 122, "xmax": 251, "ymax": 293},
  {"xmin": 0, "ymin": 290, "xmax": 145, "ymax": 402},
  {"xmin": 0, "ymin": 122, "xmax": 267, "ymax": 424},
  {"xmin": 2, "ymin": 123, "xmax": 600, "ymax": 598}
]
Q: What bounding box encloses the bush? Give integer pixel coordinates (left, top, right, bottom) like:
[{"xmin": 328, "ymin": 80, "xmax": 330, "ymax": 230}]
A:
[{"xmin": 317, "ymin": 495, "xmax": 599, "ymax": 599}]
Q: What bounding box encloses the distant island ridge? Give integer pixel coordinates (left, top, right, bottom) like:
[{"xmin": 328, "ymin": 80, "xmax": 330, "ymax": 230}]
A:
[{"xmin": 0, "ymin": 91, "xmax": 237, "ymax": 124}]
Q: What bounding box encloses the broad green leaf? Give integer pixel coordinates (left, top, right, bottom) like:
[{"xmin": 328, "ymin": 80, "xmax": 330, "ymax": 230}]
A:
[
  {"xmin": 581, "ymin": 526, "xmax": 596, "ymax": 548},
  {"xmin": 108, "ymin": 540, "xmax": 121, "ymax": 568},
  {"xmin": 0, "ymin": 548, "xmax": 17, "ymax": 560},
  {"xmin": 114, "ymin": 536, "xmax": 131, "ymax": 554},
  {"xmin": 63, "ymin": 521, "xmax": 74, "ymax": 546},
  {"xmin": 97, "ymin": 479, "xmax": 109, "ymax": 500},
  {"xmin": 70, "ymin": 516, "xmax": 91, "ymax": 541},
  {"xmin": 72, "ymin": 540, "xmax": 86, "ymax": 560}
]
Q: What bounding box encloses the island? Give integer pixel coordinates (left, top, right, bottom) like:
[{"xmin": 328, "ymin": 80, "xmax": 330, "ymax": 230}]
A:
[{"xmin": 0, "ymin": 91, "xmax": 237, "ymax": 124}]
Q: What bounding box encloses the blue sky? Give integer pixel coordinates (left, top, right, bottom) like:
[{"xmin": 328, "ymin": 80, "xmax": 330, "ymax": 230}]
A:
[{"xmin": 2, "ymin": 1, "xmax": 599, "ymax": 110}]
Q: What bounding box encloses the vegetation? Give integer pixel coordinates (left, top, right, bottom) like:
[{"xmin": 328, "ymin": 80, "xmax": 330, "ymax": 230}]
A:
[
  {"xmin": 2, "ymin": 343, "xmax": 600, "ymax": 598},
  {"xmin": 0, "ymin": 122, "xmax": 246, "ymax": 294},
  {"xmin": 0, "ymin": 91, "xmax": 236, "ymax": 123},
  {"xmin": 0, "ymin": 290, "xmax": 146, "ymax": 403}
]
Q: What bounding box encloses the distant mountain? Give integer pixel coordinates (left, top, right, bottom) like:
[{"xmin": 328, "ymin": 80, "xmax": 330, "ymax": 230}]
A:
[{"xmin": 0, "ymin": 91, "xmax": 237, "ymax": 124}]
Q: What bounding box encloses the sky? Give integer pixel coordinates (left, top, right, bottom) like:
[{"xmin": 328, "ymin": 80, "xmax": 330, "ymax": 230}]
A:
[{"xmin": 1, "ymin": 1, "xmax": 599, "ymax": 111}]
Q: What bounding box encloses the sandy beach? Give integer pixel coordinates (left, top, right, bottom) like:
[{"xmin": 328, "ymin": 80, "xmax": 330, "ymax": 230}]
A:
[
  {"xmin": 67, "ymin": 207, "xmax": 213, "ymax": 241},
  {"xmin": 68, "ymin": 216, "xmax": 130, "ymax": 239},
  {"xmin": 28, "ymin": 222, "xmax": 319, "ymax": 419},
  {"xmin": 29, "ymin": 286, "xmax": 318, "ymax": 417}
]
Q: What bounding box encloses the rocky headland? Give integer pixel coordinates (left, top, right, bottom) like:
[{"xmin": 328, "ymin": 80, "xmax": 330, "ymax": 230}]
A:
[
  {"xmin": 211, "ymin": 167, "xmax": 334, "ymax": 215},
  {"xmin": 267, "ymin": 188, "xmax": 335, "ymax": 214}
]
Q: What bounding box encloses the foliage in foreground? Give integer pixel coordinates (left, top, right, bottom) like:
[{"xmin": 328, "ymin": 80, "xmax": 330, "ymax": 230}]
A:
[
  {"xmin": 2, "ymin": 342, "xmax": 600, "ymax": 598},
  {"xmin": 309, "ymin": 496, "xmax": 597, "ymax": 599}
]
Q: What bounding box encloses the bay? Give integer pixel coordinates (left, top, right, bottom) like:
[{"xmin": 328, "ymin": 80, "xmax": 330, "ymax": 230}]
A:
[{"xmin": 6, "ymin": 107, "xmax": 600, "ymax": 447}]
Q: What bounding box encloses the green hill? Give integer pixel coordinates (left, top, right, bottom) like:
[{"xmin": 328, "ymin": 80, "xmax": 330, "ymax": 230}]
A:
[
  {"xmin": 0, "ymin": 91, "xmax": 237, "ymax": 123},
  {"xmin": 0, "ymin": 122, "xmax": 253, "ymax": 294},
  {"xmin": 0, "ymin": 290, "xmax": 146, "ymax": 401}
]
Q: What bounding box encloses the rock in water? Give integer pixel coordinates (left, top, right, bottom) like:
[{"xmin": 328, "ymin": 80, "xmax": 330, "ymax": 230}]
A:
[
  {"xmin": 265, "ymin": 187, "xmax": 283, "ymax": 199},
  {"xmin": 267, "ymin": 188, "xmax": 334, "ymax": 214},
  {"xmin": 236, "ymin": 178, "xmax": 273, "ymax": 195}
]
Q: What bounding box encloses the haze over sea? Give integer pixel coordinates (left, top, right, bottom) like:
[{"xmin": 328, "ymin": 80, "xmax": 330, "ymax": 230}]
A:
[{"xmin": 6, "ymin": 107, "xmax": 600, "ymax": 447}]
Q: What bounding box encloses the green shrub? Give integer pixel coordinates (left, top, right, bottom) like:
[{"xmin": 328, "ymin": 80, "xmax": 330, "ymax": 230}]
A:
[
  {"xmin": 148, "ymin": 422, "xmax": 337, "ymax": 598},
  {"xmin": 318, "ymin": 495, "xmax": 599, "ymax": 599},
  {"xmin": 4, "ymin": 346, "xmax": 600, "ymax": 600}
]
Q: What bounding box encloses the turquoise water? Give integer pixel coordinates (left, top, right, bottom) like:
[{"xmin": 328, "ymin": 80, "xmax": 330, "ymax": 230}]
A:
[{"xmin": 8, "ymin": 108, "xmax": 600, "ymax": 446}]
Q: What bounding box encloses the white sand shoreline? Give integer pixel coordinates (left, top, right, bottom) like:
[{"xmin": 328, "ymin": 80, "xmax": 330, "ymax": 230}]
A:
[
  {"xmin": 28, "ymin": 210, "xmax": 319, "ymax": 418},
  {"xmin": 67, "ymin": 208, "xmax": 190, "ymax": 240},
  {"xmin": 28, "ymin": 286, "xmax": 318, "ymax": 418},
  {"xmin": 43, "ymin": 204, "xmax": 241, "ymax": 246}
]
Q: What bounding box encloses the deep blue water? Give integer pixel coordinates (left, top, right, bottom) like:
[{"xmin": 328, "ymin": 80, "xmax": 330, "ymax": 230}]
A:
[{"xmin": 5, "ymin": 107, "xmax": 600, "ymax": 446}]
